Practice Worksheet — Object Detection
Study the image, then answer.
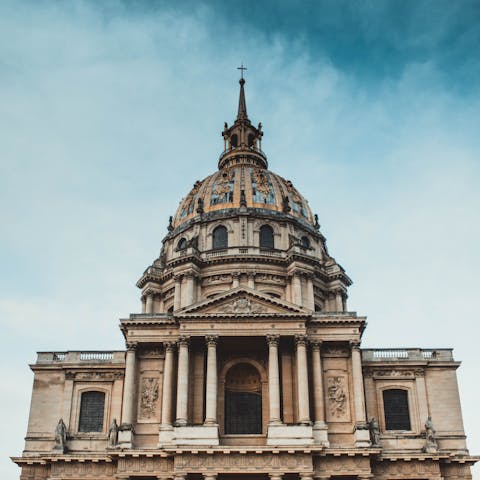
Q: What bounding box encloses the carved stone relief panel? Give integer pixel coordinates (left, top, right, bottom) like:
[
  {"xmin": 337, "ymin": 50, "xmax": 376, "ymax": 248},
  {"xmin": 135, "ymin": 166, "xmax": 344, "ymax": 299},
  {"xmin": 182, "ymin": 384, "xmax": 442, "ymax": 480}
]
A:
[
  {"xmin": 117, "ymin": 456, "xmax": 174, "ymax": 474},
  {"xmin": 314, "ymin": 455, "xmax": 370, "ymax": 476},
  {"xmin": 373, "ymin": 459, "xmax": 440, "ymax": 479},
  {"xmin": 50, "ymin": 461, "xmax": 116, "ymax": 478},
  {"xmin": 322, "ymin": 345, "xmax": 350, "ymax": 358},
  {"xmin": 175, "ymin": 452, "xmax": 313, "ymax": 473},
  {"xmin": 325, "ymin": 374, "xmax": 351, "ymax": 422},
  {"xmin": 138, "ymin": 377, "xmax": 160, "ymax": 421}
]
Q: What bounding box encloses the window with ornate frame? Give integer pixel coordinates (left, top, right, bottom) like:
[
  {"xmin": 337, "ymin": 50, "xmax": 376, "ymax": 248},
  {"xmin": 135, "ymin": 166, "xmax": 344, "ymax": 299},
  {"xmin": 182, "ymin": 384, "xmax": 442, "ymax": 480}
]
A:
[
  {"xmin": 383, "ymin": 388, "xmax": 411, "ymax": 431},
  {"xmin": 78, "ymin": 391, "xmax": 106, "ymax": 433},
  {"xmin": 212, "ymin": 225, "xmax": 228, "ymax": 249}
]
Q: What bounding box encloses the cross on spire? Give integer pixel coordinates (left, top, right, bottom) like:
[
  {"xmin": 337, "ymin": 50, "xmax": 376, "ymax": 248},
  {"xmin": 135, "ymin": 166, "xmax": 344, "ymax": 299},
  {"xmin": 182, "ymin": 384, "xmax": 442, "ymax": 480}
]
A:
[{"xmin": 237, "ymin": 63, "xmax": 247, "ymax": 80}]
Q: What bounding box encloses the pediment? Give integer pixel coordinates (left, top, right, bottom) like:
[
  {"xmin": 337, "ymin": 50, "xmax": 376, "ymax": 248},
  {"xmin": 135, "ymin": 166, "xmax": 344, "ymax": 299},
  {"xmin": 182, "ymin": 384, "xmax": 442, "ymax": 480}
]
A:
[{"xmin": 176, "ymin": 287, "xmax": 309, "ymax": 317}]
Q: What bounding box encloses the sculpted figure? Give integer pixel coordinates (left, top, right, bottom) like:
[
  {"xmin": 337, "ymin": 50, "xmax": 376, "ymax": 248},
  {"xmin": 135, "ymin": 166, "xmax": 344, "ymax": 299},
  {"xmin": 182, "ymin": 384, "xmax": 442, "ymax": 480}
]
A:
[
  {"xmin": 53, "ymin": 418, "xmax": 67, "ymax": 451},
  {"xmin": 108, "ymin": 418, "xmax": 119, "ymax": 447},
  {"xmin": 425, "ymin": 416, "xmax": 437, "ymax": 444},
  {"xmin": 369, "ymin": 417, "xmax": 381, "ymax": 446}
]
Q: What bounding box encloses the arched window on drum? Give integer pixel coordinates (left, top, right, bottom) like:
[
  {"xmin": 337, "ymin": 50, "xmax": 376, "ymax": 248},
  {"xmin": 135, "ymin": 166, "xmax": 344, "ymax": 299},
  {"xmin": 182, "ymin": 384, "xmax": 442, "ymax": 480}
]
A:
[
  {"xmin": 212, "ymin": 225, "xmax": 228, "ymax": 250},
  {"xmin": 259, "ymin": 224, "xmax": 274, "ymax": 249},
  {"xmin": 225, "ymin": 363, "xmax": 262, "ymax": 434}
]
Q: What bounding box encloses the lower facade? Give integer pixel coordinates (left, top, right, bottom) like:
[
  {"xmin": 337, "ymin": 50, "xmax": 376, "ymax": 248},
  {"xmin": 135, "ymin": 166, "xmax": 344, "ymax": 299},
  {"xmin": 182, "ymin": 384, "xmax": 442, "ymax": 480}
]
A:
[{"xmin": 14, "ymin": 450, "xmax": 474, "ymax": 480}]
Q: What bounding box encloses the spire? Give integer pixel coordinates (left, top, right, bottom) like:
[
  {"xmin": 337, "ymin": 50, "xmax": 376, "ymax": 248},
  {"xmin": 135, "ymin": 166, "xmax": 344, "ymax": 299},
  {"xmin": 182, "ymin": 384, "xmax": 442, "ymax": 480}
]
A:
[
  {"xmin": 237, "ymin": 64, "xmax": 248, "ymax": 121},
  {"xmin": 237, "ymin": 78, "xmax": 248, "ymax": 120}
]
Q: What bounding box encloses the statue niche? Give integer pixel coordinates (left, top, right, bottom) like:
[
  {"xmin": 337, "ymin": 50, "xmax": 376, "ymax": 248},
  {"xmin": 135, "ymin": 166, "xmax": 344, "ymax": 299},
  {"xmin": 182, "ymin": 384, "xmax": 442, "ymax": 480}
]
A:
[{"xmin": 224, "ymin": 363, "xmax": 262, "ymax": 434}]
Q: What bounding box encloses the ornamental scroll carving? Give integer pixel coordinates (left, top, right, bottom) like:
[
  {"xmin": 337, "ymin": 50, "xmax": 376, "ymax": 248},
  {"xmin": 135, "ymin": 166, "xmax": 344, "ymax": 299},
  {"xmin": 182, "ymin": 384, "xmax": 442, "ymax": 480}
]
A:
[
  {"xmin": 326, "ymin": 375, "xmax": 350, "ymax": 421},
  {"xmin": 175, "ymin": 452, "xmax": 312, "ymax": 472},
  {"xmin": 221, "ymin": 297, "xmax": 266, "ymax": 314},
  {"xmin": 140, "ymin": 378, "xmax": 159, "ymax": 419}
]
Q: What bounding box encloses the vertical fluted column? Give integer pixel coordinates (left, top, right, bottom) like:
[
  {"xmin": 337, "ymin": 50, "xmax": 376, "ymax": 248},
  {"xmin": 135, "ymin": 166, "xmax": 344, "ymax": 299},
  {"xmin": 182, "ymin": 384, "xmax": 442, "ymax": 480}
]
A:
[
  {"xmin": 160, "ymin": 342, "xmax": 175, "ymax": 427},
  {"xmin": 121, "ymin": 343, "xmax": 137, "ymax": 427},
  {"xmin": 305, "ymin": 274, "xmax": 315, "ymax": 310},
  {"xmin": 291, "ymin": 273, "xmax": 303, "ymax": 306},
  {"xmin": 173, "ymin": 275, "xmax": 182, "ymax": 311},
  {"xmin": 247, "ymin": 272, "xmax": 255, "ymax": 289},
  {"xmin": 311, "ymin": 341, "xmax": 326, "ymax": 426},
  {"xmin": 335, "ymin": 290, "xmax": 343, "ymax": 312},
  {"xmin": 351, "ymin": 341, "xmax": 367, "ymax": 424},
  {"xmin": 175, "ymin": 336, "xmax": 190, "ymax": 426},
  {"xmin": 204, "ymin": 335, "xmax": 218, "ymax": 425},
  {"xmin": 146, "ymin": 294, "xmax": 154, "ymax": 314},
  {"xmin": 295, "ymin": 335, "xmax": 311, "ymax": 425},
  {"xmin": 184, "ymin": 273, "xmax": 196, "ymax": 307},
  {"xmin": 267, "ymin": 334, "xmax": 282, "ymax": 424}
]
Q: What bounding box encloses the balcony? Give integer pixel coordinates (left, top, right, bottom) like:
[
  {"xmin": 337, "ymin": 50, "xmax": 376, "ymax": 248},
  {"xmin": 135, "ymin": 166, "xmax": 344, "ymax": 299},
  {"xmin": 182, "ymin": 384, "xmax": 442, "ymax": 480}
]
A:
[
  {"xmin": 362, "ymin": 348, "xmax": 454, "ymax": 362},
  {"xmin": 36, "ymin": 351, "xmax": 125, "ymax": 364}
]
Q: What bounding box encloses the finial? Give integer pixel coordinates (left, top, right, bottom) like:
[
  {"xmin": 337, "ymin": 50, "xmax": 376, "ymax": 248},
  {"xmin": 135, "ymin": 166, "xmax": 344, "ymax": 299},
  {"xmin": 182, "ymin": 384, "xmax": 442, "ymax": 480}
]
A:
[
  {"xmin": 167, "ymin": 216, "xmax": 173, "ymax": 232},
  {"xmin": 236, "ymin": 64, "xmax": 248, "ymax": 120},
  {"xmin": 237, "ymin": 63, "xmax": 247, "ymax": 80}
]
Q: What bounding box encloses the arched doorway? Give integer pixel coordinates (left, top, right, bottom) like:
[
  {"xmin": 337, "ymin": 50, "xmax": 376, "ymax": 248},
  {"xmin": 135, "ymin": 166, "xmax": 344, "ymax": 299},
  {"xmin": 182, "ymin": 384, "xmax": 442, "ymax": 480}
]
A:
[{"xmin": 224, "ymin": 363, "xmax": 262, "ymax": 434}]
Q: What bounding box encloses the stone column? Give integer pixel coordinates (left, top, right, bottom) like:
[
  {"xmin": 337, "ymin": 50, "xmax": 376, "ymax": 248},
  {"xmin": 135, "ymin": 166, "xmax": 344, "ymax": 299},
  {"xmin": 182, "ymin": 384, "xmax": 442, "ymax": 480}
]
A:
[
  {"xmin": 141, "ymin": 296, "xmax": 146, "ymax": 313},
  {"xmin": 184, "ymin": 273, "xmax": 196, "ymax": 307},
  {"xmin": 335, "ymin": 290, "xmax": 343, "ymax": 312},
  {"xmin": 311, "ymin": 341, "xmax": 329, "ymax": 446},
  {"xmin": 269, "ymin": 475, "xmax": 283, "ymax": 480},
  {"xmin": 299, "ymin": 474, "xmax": 314, "ymax": 480},
  {"xmin": 311, "ymin": 341, "xmax": 326, "ymax": 426},
  {"xmin": 204, "ymin": 335, "xmax": 219, "ymax": 425},
  {"xmin": 295, "ymin": 335, "xmax": 311, "ymax": 424},
  {"xmin": 267, "ymin": 334, "xmax": 282, "ymax": 424},
  {"xmin": 232, "ymin": 272, "xmax": 240, "ymax": 288},
  {"xmin": 291, "ymin": 273, "xmax": 303, "ymax": 306},
  {"xmin": 160, "ymin": 342, "xmax": 176, "ymax": 427},
  {"xmin": 305, "ymin": 274, "xmax": 315, "ymax": 310},
  {"xmin": 247, "ymin": 272, "xmax": 255, "ymax": 289},
  {"xmin": 175, "ymin": 336, "xmax": 190, "ymax": 426},
  {"xmin": 351, "ymin": 341, "xmax": 366, "ymax": 423},
  {"xmin": 203, "ymin": 474, "xmax": 217, "ymax": 480},
  {"xmin": 146, "ymin": 294, "xmax": 154, "ymax": 314},
  {"xmin": 121, "ymin": 343, "xmax": 137, "ymax": 427},
  {"xmin": 173, "ymin": 275, "xmax": 182, "ymax": 311}
]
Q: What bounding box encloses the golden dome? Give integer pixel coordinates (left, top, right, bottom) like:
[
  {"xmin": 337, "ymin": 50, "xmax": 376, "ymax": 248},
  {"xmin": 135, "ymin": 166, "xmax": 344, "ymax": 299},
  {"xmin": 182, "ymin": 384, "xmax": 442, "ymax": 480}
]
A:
[{"xmin": 172, "ymin": 165, "xmax": 315, "ymax": 230}]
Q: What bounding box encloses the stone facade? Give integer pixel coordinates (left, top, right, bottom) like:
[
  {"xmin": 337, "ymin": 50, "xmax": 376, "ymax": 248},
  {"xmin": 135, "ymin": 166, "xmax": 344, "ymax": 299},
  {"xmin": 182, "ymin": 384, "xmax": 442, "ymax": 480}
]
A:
[{"xmin": 12, "ymin": 79, "xmax": 477, "ymax": 480}]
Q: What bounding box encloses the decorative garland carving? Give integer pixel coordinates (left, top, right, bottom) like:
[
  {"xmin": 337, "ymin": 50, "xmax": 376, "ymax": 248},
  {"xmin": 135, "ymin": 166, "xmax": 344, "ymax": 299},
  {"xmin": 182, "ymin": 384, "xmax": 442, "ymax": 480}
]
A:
[
  {"xmin": 140, "ymin": 378, "xmax": 159, "ymax": 419},
  {"xmin": 327, "ymin": 376, "xmax": 348, "ymax": 419},
  {"xmin": 221, "ymin": 297, "xmax": 266, "ymax": 314}
]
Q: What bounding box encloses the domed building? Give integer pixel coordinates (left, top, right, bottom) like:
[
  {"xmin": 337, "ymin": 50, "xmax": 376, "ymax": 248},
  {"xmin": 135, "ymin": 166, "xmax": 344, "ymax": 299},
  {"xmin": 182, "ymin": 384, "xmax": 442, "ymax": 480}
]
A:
[{"xmin": 13, "ymin": 78, "xmax": 477, "ymax": 480}]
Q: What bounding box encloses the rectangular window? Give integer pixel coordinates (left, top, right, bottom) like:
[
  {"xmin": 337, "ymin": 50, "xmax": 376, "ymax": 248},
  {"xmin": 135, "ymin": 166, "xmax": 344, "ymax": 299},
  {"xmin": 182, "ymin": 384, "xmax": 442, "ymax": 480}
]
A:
[{"xmin": 78, "ymin": 391, "xmax": 105, "ymax": 432}]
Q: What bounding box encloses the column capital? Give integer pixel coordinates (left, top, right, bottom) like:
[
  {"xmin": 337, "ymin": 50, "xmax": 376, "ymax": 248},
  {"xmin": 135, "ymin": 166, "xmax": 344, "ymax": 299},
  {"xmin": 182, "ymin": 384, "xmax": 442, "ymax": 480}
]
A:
[
  {"xmin": 295, "ymin": 334, "xmax": 308, "ymax": 348},
  {"xmin": 174, "ymin": 274, "xmax": 184, "ymax": 283},
  {"xmin": 164, "ymin": 341, "xmax": 176, "ymax": 352},
  {"xmin": 126, "ymin": 342, "xmax": 138, "ymax": 352},
  {"xmin": 310, "ymin": 340, "xmax": 323, "ymax": 351},
  {"xmin": 202, "ymin": 474, "xmax": 218, "ymax": 480},
  {"xmin": 266, "ymin": 334, "xmax": 280, "ymax": 346},
  {"xmin": 269, "ymin": 474, "xmax": 284, "ymax": 480},
  {"xmin": 299, "ymin": 474, "xmax": 314, "ymax": 480},
  {"xmin": 232, "ymin": 272, "xmax": 241, "ymax": 279},
  {"xmin": 247, "ymin": 271, "xmax": 256, "ymax": 279},
  {"xmin": 178, "ymin": 336, "xmax": 190, "ymax": 347},
  {"xmin": 350, "ymin": 340, "xmax": 361, "ymax": 350},
  {"xmin": 205, "ymin": 335, "xmax": 219, "ymax": 347}
]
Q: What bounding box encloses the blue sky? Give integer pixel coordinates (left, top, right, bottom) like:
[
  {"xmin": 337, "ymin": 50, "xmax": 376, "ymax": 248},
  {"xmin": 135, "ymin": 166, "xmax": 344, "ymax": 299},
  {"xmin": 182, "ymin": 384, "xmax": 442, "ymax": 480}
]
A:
[{"xmin": 1, "ymin": 1, "xmax": 479, "ymax": 478}]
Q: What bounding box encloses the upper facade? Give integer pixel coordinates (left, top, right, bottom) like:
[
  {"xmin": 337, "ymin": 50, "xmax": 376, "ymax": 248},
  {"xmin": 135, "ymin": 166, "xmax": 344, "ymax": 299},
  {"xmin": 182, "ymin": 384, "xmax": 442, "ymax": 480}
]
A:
[{"xmin": 12, "ymin": 76, "xmax": 477, "ymax": 480}]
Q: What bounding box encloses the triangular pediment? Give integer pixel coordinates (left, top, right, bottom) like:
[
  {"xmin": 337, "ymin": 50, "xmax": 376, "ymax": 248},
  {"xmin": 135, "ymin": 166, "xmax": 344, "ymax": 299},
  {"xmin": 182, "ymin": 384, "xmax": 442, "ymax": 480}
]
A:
[{"xmin": 176, "ymin": 287, "xmax": 309, "ymax": 317}]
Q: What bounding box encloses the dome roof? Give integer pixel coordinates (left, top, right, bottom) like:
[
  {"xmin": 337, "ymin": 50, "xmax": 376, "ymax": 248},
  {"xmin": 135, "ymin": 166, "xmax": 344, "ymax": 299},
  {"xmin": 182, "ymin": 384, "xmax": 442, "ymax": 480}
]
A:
[
  {"xmin": 171, "ymin": 77, "xmax": 317, "ymax": 232},
  {"xmin": 172, "ymin": 165, "xmax": 315, "ymax": 229}
]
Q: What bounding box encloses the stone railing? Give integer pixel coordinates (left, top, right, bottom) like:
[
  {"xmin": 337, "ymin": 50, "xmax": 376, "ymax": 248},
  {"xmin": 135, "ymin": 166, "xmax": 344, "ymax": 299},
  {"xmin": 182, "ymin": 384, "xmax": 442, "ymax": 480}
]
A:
[
  {"xmin": 202, "ymin": 246, "xmax": 286, "ymax": 260},
  {"xmin": 362, "ymin": 348, "xmax": 454, "ymax": 362},
  {"xmin": 36, "ymin": 351, "xmax": 125, "ymax": 364}
]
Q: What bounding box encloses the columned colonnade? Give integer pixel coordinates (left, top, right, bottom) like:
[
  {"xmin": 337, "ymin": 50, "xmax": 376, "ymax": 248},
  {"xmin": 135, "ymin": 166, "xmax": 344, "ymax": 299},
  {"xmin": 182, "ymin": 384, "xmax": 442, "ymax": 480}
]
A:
[
  {"xmin": 141, "ymin": 271, "xmax": 348, "ymax": 314},
  {"xmin": 120, "ymin": 337, "xmax": 367, "ymax": 431}
]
